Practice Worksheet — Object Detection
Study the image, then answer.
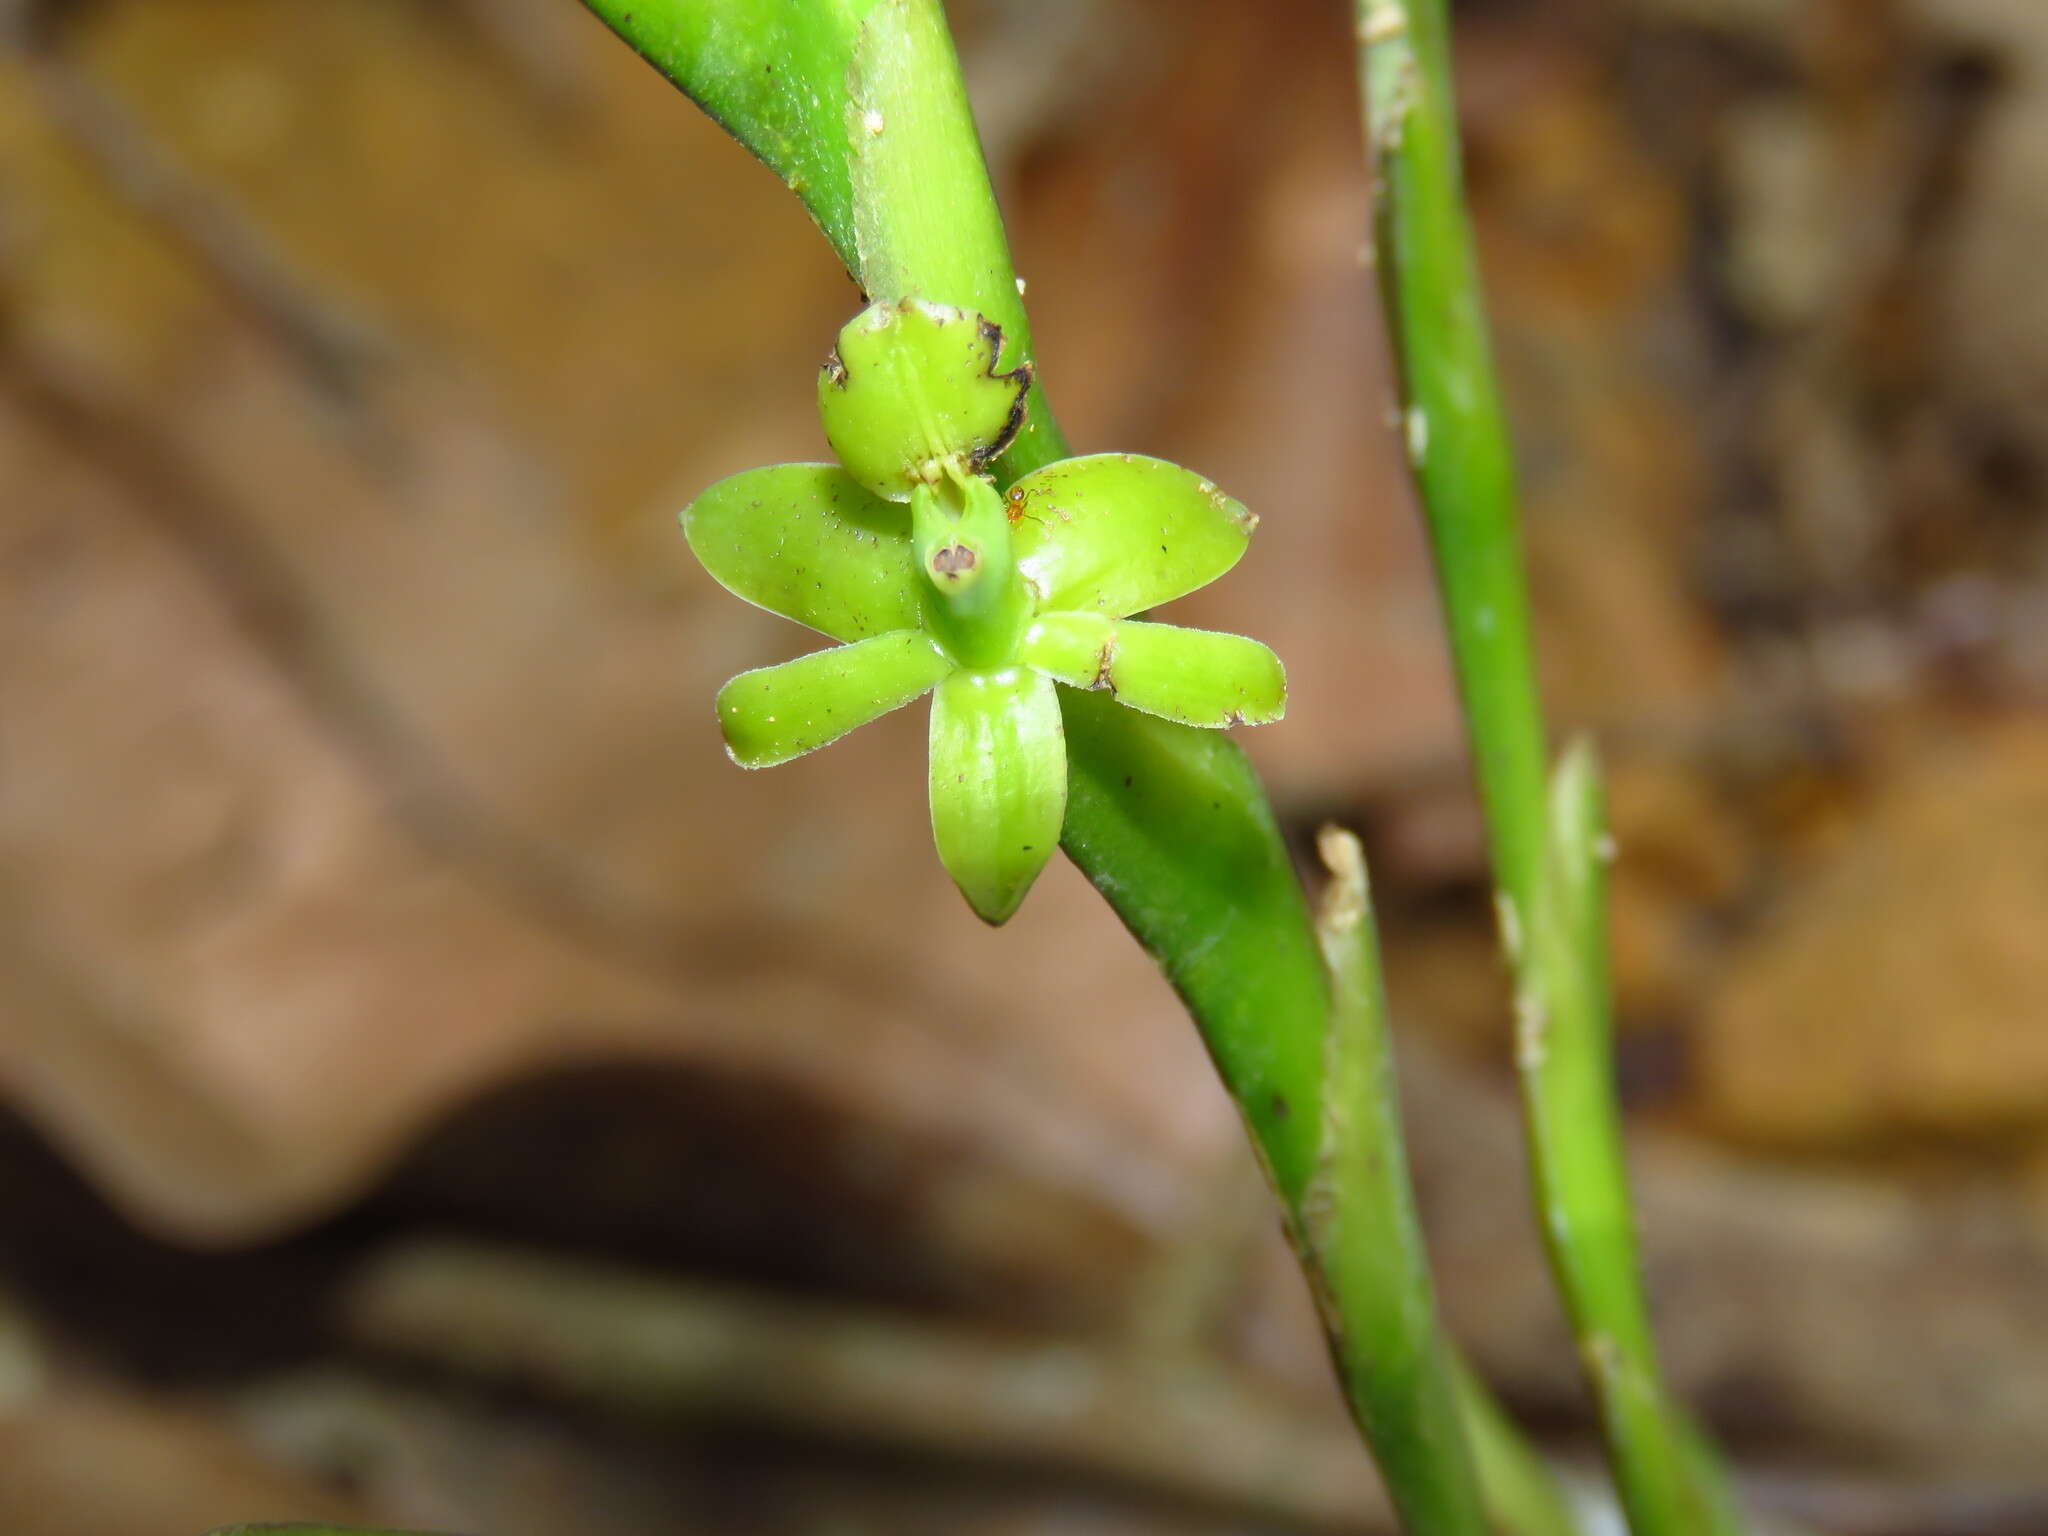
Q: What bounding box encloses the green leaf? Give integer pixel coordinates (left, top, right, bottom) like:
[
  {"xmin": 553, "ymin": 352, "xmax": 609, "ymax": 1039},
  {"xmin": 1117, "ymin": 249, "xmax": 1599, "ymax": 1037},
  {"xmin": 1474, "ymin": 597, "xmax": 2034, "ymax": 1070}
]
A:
[
  {"xmin": 819, "ymin": 299, "xmax": 1029, "ymax": 501},
  {"xmin": 717, "ymin": 630, "xmax": 951, "ymax": 768},
  {"xmin": 683, "ymin": 463, "xmax": 918, "ymax": 642},
  {"xmin": 1023, "ymin": 613, "xmax": 1287, "ymax": 728},
  {"xmin": 1010, "ymin": 454, "xmax": 1256, "ymax": 616},
  {"xmin": 928, "ymin": 667, "xmax": 1064, "ymax": 924},
  {"xmin": 1057, "ymin": 688, "xmax": 1328, "ymax": 1199}
]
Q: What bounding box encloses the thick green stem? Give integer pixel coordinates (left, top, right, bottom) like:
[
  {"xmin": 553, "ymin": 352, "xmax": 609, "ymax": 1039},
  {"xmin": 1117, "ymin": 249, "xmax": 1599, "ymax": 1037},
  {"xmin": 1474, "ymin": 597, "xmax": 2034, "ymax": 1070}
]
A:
[
  {"xmin": 1355, "ymin": 3, "xmax": 1737, "ymax": 1533},
  {"xmin": 1058, "ymin": 692, "xmax": 1329, "ymax": 1197}
]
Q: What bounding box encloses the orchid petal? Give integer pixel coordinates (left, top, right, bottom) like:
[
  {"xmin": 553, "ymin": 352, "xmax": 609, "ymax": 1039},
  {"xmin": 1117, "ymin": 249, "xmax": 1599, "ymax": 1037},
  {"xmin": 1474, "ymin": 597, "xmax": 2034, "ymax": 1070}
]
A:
[
  {"xmin": 717, "ymin": 629, "xmax": 951, "ymax": 768},
  {"xmin": 928, "ymin": 666, "xmax": 1065, "ymax": 924},
  {"xmin": 1009, "ymin": 454, "xmax": 1255, "ymax": 616},
  {"xmin": 1024, "ymin": 613, "xmax": 1286, "ymax": 728},
  {"xmin": 684, "ymin": 464, "xmax": 918, "ymax": 642}
]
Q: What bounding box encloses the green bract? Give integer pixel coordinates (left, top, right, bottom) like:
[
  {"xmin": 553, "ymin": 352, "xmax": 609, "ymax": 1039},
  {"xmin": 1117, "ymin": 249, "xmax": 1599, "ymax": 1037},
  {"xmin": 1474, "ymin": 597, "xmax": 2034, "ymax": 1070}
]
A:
[
  {"xmin": 683, "ymin": 301, "xmax": 1287, "ymax": 925},
  {"xmin": 820, "ymin": 298, "xmax": 1029, "ymax": 500}
]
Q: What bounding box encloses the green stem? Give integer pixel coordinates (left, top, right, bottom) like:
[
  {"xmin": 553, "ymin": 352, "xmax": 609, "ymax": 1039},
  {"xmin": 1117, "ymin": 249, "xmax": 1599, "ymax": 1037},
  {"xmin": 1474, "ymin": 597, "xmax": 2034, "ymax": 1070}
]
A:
[
  {"xmin": 1308, "ymin": 827, "xmax": 1492, "ymax": 1536},
  {"xmin": 575, "ymin": 0, "xmax": 1061, "ymax": 478},
  {"xmin": 1530, "ymin": 745, "xmax": 1711, "ymax": 1534},
  {"xmin": 842, "ymin": 1, "xmax": 1061, "ymax": 480},
  {"xmin": 1454, "ymin": 1357, "xmax": 1590, "ymax": 1536},
  {"xmin": 1355, "ymin": 3, "xmax": 1736, "ymax": 1534},
  {"xmin": 580, "ymin": 4, "xmax": 1585, "ymax": 1531}
]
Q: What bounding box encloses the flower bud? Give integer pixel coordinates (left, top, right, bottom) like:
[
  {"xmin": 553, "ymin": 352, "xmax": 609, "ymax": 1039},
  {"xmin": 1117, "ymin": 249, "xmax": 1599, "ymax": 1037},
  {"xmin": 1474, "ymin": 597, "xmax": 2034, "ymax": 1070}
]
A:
[{"xmin": 819, "ymin": 298, "xmax": 1030, "ymax": 501}]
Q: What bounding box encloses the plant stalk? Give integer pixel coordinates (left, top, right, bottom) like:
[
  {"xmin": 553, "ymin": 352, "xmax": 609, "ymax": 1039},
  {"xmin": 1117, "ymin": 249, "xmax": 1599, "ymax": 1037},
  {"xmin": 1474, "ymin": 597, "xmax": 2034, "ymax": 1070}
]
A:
[
  {"xmin": 580, "ymin": 3, "xmax": 1585, "ymax": 1531},
  {"xmin": 1354, "ymin": 2, "xmax": 1738, "ymax": 1533},
  {"xmin": 1308, "ymin": 828, "xmax": 1510, "ymax": 1536}
]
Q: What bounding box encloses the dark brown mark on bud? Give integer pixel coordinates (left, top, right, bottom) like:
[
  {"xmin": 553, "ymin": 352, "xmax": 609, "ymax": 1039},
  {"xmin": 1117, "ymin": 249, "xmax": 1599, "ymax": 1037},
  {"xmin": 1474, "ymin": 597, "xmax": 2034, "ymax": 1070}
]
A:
[
  {"xmin": 931, "ymin": 545, "xmax": 977, "ymax": 577},
  {"xmin": 965, "ymin": 318, "xmax": 1032, "ymax": 468}
]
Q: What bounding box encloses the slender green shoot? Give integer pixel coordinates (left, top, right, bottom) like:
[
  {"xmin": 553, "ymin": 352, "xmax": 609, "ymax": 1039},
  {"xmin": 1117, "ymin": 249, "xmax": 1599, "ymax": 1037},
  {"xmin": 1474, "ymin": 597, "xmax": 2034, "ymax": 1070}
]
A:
[
  {"xmin": 1528, "ymin": 746, "xmax": 1720, "ymax": 1535},
  {"xmin": 1305, "ymin": 826, "xmax": 1491, "ymax": 1536},
  {"xmin": 1453, "ymin": 1357, "xmax": 1593, "ymax": 1536},
  {"xmin": 1354, "ymin": 1, "xmax": 1738, "ymax": 1533}
]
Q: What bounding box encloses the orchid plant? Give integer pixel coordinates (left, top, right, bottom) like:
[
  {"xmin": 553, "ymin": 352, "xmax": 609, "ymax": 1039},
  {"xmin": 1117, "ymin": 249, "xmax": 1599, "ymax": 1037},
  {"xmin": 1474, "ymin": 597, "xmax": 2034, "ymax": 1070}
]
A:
[
  {"xmin": 202, "ymin": 1, "xmax": 1745, "ymax": 1531},
  {"xmin": 685, "ymin": 297, "xmax": 1286, "ymax": 923}
]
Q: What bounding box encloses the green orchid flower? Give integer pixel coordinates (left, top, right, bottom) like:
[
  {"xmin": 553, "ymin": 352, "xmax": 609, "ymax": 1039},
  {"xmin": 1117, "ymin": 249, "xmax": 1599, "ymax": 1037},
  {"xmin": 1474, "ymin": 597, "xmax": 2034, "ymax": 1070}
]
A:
[{"xmin": 683, "ymin": 299, "xmax": 1286, "ymax": 924}]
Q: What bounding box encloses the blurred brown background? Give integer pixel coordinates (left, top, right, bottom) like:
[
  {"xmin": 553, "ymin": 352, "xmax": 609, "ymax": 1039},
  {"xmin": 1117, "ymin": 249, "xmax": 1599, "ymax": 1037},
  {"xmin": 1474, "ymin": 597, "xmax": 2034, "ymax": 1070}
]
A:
[{"xmin": 1, "ymin": 1, "xmax": 2046, "ymax": 1533}]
